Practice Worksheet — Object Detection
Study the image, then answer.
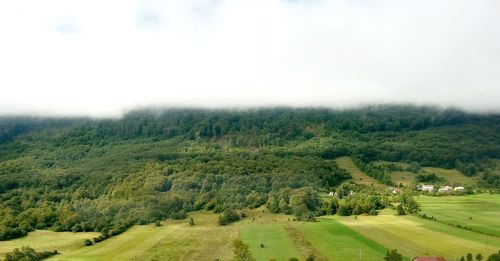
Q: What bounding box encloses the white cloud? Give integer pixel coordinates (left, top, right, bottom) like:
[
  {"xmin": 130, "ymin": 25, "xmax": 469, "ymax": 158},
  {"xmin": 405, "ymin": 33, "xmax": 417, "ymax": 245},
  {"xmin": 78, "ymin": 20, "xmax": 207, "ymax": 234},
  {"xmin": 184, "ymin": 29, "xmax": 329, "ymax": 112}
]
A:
[{"xmin": 0, "ymin": 0, "xmax": 499, "ymax": 116}]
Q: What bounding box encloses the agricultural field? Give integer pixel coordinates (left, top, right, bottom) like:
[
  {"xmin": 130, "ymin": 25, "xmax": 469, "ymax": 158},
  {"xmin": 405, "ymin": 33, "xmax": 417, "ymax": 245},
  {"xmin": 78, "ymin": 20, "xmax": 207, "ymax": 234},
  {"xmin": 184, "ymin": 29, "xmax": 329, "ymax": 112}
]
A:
[
  {"xmin": 240, "ymin": 223, "xmax": 302, "ymax": 261},
  {"xmin": 2, "ymin": 197, "xmax": 500, "ymax": 260},
  {"xmin": 0, "ymin": 230, "xmax": 99, "ymax": 259},
  {"xmin": 297, "ymin": 218, "xmax": 387, "ymax": 261},
  {"xmin": 416, "ymin": 194, "xmax": 500, "ymax": 236},
  {"xmin": 374, "ymin": 160, "xmax": 477, "ymax": 186},
  {"xmin": 46, "ymin": 212, "xmax": 238, "ymax": 261},
  {"xmin": 337, "ymin": 209, "xmax": 500, "ymax": 261},
  {"xmin": 390, "ymin": 171, "xmax": 415, "ymax": 186},
  {"xmin": 421, "ymin": 167, "xmax": 478, "ymax": 185},
  {"xmin": 335, "ymin": 157, "xmax": 386, "ymax": 190}
]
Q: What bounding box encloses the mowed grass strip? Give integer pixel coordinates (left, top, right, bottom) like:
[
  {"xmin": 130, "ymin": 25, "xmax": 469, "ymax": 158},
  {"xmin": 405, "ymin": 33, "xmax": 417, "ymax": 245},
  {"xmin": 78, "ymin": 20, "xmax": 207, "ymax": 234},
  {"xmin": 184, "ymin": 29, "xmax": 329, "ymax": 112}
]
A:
[
  {"xmin": 0, "ymin": 230, "xmax": 99, "ymax": 258},
  {"xmin": 337, "ymin": 210, "xmax": 500, "ymax": 260},
  {"xmin": 335, "ymin": 157, "xmax": 386, "ymax": 190},
  {"xmin": 240, "ymin": 223, "xmax": 302, "ymax": 261},
  {"xmin": 417, "ymin": 194, "xmax": 500, "ymax": 236},
  {"xmin": 297, "ymin": 217, "xmax": 387, "ymax": 261}
]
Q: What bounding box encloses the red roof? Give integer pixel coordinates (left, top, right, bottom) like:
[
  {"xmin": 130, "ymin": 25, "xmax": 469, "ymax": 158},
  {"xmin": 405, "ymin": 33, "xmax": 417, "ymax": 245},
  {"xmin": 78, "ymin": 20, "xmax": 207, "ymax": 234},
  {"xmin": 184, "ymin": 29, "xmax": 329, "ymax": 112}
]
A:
[{"xmin": 413, "ymin": 257, "xmax": 446, "ymax": 261}]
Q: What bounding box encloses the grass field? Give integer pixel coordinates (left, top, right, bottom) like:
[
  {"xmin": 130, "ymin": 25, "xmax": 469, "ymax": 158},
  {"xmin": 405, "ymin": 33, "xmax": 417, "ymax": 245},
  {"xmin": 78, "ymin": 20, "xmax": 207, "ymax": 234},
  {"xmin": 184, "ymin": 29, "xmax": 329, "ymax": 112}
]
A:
[
  {"xmin": 337, "ymin": 209, "xmax": 500, "ymax": 260},
  {"xmin": 47, "ymin": 212, "xmax": 238, "ymax": 261},
  {"xmin": 417, "ymin": 194, "xmax": 500, "ymax": 236},
  {"xmin": 0, "ymin": 230, "xmax": 99, "ymax": 259},
  {"xmin": 390, "ymin": 171, "xmax": 415, "ymax": 186},
  {"xmin": 422, "ymin": 167, "xmax": 478, "ymax": 185},
  {"xmin": 335, "ymin": 157, "xmax": 386, "ymax": 190},
  {"xmin": 298, "ymin": 218, "xmax": 387, "ymax": 261},
  {"xmin": 240, "ymin": 223, "xmax": 302, "ymax": 261},
  {"xmin": 3, "ymin": 195, "xmax": 499, "ymax": 260}
]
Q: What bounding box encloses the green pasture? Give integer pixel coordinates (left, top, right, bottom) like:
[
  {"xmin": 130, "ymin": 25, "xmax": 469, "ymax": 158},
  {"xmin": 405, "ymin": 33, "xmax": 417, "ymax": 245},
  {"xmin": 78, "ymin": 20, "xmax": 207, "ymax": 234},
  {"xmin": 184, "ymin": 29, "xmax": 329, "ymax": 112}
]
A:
[
  {"xmin": 240, "ymin": 223, "xmax": 302, "ymax": 261},
  {"xmin": 298, "ymin": 217, "xmax": 387, "ymax": 261},
  {"xmin": 335, "ymin": 157, "xmax": 386, "ymax": 190},
  {"xmin": 337, "ymin": 209, "xmax": 500, "ymax": 260},
  {"xmin": 417, "ymin": 194, "xmax": 500, "ymax": 236},
  {"xmin": 0, "ymin": 230, "xmax": 99, "ymax": 259}
]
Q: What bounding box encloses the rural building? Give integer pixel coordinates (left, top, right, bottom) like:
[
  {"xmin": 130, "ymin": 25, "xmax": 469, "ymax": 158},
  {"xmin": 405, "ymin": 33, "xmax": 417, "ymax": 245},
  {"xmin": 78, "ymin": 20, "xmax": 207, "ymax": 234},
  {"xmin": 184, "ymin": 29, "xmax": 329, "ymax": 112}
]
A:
[
  {"xmin": 438, "ymin": 186, "xmax": 452, "ymax": 193},
  {"xmin": 392, "ymin": 188, "xmax": 401, "ymax": 194},
  {"xmin": 328, "ymin": 191, "xmax": 335, "ymax": 196},
  {"xmin": 453, "ymin": 186, "xmax": 465, "ymax": 191},
  {"xmin": 412, "ymin": 257, "xmax": 446, "ymax": 261},
  {"xmin": 420, "ymin": 184, "xmax": 434, "ymax": 192}
]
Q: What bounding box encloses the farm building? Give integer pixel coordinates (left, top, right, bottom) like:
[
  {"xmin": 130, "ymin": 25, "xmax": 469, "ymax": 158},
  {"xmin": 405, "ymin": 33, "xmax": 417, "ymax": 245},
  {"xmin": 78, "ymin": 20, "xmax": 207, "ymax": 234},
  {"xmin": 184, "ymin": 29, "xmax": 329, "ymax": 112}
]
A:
[
  {"xmin": 392, "ymin": 188, "xmax": 402, "ymax": 194},
  {"xmin": 420, "ymin": 184, "xmax": 434, "ymax": 192},
  {"xmin": 453, "ymin": 186, "xmax": 465, "ymax": 191},
  {"xmin": 412, "ymin": 257, "xmax": 446, "ymax": 261},
  {"xmin": 438, "ymin": 186, "xmax": 452, "ymax": 193}
]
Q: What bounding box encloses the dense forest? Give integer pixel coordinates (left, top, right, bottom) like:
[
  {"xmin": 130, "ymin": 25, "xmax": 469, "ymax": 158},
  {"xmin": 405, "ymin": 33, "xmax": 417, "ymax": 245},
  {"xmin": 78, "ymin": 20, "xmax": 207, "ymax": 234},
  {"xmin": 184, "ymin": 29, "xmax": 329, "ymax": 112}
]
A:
[{"xmin": 1, "ymin": 106, "xmax": 500, "ymax": 240}]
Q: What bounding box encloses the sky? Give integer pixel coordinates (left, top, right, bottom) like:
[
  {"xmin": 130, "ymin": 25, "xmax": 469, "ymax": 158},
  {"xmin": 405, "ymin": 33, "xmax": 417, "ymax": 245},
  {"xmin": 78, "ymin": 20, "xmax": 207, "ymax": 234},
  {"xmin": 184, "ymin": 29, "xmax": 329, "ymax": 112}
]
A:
[{"xmin": 0, "ymin": 0, "xmax": 500, "ymax": 117}]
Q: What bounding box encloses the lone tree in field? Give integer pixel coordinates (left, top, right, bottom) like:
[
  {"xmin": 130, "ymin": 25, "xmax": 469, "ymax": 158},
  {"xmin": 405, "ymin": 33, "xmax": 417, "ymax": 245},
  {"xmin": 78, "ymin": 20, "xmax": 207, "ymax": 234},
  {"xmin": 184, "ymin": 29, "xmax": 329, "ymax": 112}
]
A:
[
  {"xmin": 476, "ymin": 253, "xmax": 483, "ymax": 261},
  {"xmin": 231, "ymin": 239, "xmax": 255, "ymax": 261},
  {"xmin": 384, "ymin": 249, "xmax": 402, "ymax": 261},
  {"xmin": 189, "ymin": 217, "xmax": 194, "ymax": 226}
]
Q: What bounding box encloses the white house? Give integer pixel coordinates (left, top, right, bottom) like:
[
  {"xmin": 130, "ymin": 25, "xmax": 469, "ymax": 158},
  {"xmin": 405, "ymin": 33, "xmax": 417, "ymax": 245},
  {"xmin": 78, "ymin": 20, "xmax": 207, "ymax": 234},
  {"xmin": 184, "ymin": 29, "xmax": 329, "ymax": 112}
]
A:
[
  {"xmin": 438, "ymin": 186, "xmax": 452, "ymax": 193},
  {"xmin": 453, "ymin": 186, "xmax": 465, "ymax": 192},
  {"xmin": 421, "ymin": 184, "xmax": 434, "ymax": 192}
]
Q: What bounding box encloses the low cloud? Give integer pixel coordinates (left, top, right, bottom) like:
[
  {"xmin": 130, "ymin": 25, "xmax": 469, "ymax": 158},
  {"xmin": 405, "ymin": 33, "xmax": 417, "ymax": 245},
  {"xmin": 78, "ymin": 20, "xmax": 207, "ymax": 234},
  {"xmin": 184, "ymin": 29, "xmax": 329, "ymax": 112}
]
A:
[{"xmin": 0, "ymin": 0, "xmax": 499, "ymax": 116}]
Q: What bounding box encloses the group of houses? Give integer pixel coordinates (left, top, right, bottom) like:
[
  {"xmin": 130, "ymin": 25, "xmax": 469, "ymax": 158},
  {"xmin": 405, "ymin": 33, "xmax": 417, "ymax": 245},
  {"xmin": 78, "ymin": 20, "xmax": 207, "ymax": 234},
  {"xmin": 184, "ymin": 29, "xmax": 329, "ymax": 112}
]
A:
[{"xmin": 419, "ymin": 184, "xmax": 465, "ymax": 193}]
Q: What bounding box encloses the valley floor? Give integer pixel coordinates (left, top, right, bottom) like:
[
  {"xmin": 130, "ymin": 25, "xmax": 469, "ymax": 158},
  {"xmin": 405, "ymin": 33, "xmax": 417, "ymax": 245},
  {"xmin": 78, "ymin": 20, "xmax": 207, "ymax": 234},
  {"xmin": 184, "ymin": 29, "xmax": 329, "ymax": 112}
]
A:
[{"xmin": 1, "ymin": 195, "xmax": 499, "ymax": 261}]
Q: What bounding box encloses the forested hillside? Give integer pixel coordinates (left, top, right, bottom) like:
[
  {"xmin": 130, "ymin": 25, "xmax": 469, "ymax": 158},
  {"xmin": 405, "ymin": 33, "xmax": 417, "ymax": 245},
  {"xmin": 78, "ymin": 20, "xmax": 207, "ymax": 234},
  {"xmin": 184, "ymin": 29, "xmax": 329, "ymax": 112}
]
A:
[{"xmin": 1, "ymin": 106, "xmax": 500, "ymax": 241}]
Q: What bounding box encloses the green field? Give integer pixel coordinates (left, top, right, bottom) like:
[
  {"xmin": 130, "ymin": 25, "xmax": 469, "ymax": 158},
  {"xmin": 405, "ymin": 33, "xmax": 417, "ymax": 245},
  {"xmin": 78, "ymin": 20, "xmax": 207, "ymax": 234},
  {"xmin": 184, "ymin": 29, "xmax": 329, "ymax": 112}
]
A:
[
  {"xmin": 298, "ymin": 218, "xmax": 387, "ymax": 261},
  {"xmin": 337, "ymin": 209, "xmax": 500, "ymax": 260},
  {"xmin": 2, "ymin": 196, "xmax": 500, "ymax": 261},
  {"xmin": 0, "ymin": 230, "xmax": 99, "ymax": 259},
  {"xmin": 417, "ymin": 194, "xmax": 500, "ymax": 236},
  {"xmin": 46, "ymin": 212, "xmax": 238, "ymax": 261},
  {"xmin": 390, "ymin": 171, "xmax": 415, "ymax": 186},
  {"xmin": 422, "ymin": 167, "xmax": 478, "ymax": 185},
  {"xmin": 335, "ymin": 157, "xmax": 386, "ymax": 190},
  {"xmin": 240, "ymin": 223, "xmax": 302, "ymax": 261}
]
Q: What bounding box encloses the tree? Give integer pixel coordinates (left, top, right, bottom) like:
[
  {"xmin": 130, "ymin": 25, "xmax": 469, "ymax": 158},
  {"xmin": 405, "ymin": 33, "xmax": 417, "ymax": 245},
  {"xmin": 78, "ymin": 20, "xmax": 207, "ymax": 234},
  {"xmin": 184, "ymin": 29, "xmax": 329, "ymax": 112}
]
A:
[
  {"xmin": 231, "ymin": 239, "xmax": 255, "ymax": 261},
  {"xmin": 467, "ymin": 253, "xmax": 474, "ymax": 261},
  {"xmin": 384, "ymin": 249, "xmax": 402, "ymax": 261},
  {"xmin": 395, "ymin": 204, "xmax": 405, "ymax": 216},
  {"xmin": 218, "ymin": 210, "xmax": 240, "ymax": 226},
  {"xmin": 487, "ymin": 251, "xmax": 500, "ymax": 261},
  {"xmin": 476, "ymin": 253, "xmax": 483, "ymax": 261}
]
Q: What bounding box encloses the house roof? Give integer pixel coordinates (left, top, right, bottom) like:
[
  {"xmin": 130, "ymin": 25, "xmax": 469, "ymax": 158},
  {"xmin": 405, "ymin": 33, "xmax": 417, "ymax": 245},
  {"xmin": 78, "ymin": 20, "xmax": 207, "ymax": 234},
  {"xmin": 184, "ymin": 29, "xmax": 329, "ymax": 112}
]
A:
[{"xmin": 413, "ymin": 257, "xmax": 446, "ymax": 261}]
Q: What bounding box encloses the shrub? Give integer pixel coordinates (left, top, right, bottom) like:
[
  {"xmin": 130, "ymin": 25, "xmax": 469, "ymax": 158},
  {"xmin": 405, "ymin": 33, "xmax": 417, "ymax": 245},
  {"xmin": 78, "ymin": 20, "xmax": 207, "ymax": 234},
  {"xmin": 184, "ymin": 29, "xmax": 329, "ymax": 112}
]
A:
[{"xmin": 218, "ymin": 210, "xmax": 240, "ymax": 225}]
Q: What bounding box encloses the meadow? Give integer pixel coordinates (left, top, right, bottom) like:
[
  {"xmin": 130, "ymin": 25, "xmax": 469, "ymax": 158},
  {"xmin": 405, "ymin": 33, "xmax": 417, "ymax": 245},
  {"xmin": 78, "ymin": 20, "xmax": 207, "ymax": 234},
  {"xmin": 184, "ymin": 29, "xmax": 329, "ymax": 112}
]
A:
[
  {"xmin": 337, "ymin": 209, "xmax": 500, "ymax": 260},
  {"xmin": 1, "ymin": 201, "xmax": 499, "ymax": 261},
  {"xmin": 335, "ymin": 157, "xmax": 386, "ymax": 190},
  {"xmin": 0, "ymin": 230, "xmax": 99, "ymax": 259},
  {"xmin": 416, "ymin": 194, "xmax": 500, "ymax": 236}
]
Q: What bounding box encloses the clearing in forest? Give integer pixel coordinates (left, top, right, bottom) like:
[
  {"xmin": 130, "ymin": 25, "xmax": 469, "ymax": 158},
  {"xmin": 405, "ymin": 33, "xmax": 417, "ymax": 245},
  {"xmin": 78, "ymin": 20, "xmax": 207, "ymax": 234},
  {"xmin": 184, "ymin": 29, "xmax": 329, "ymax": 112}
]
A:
[{"xmin": 335, "ymin": 156, "xmax": 386, "ymax": 190}]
